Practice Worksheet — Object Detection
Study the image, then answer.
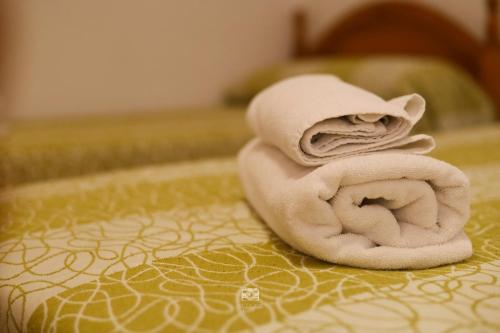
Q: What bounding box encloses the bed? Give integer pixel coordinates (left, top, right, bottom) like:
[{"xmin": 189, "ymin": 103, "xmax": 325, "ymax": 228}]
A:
[
  {"xmin": 1, "ymin": 123, "xmax": 499, "ymax": 333},
  {"xmin": 2, "ymin": 2, "xmax": 499, "ymax": 188},
  {"xmin": 0, "ymin": 108, "xmax": 251, "ymax": 187},
  {"xmin": 1, "ymin": 1, "xmax": 500, "ymax": 332}
]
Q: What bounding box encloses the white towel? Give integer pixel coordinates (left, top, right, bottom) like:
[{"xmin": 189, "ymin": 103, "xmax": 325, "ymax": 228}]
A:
[
  {"xmin": 238, "ymin": 140, "xmax": 472, "ymax": 269},
  {"xmin": 247, "ymin": 74, "xmax": 435, "ymax": 166}
]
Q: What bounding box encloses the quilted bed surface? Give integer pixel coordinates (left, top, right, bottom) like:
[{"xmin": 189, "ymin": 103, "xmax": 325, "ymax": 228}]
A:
[{"xmin": 0, "ymin": 124, "xmax": 499, "ymax": 332}]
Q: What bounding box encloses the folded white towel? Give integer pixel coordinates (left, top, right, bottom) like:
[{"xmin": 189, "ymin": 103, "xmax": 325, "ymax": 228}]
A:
[
  {"xmin": 238, "ymin": 140, "xmax": 472, "ymax": 269},
  {"xmin": 247, "ymin": 74, "xmax": 435, "ymax": 166}
]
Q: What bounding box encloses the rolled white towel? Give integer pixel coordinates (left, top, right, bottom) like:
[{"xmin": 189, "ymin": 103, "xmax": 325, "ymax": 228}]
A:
[
  {"xmin": 247, "ymin": 74, "xmax": 435, "ymax": 166},
  {"xmin": 238, "ymin": 139, "xmax": 472, "ymax": 269}
]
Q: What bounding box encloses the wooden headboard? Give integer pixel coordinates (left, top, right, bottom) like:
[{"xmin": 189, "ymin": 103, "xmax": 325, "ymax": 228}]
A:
[{"xmin": 292, "ymin": 0, "xmax": 500, "ymax": 115}]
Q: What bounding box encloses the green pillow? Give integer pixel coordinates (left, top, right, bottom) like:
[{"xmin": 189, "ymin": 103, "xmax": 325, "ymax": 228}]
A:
[{"xmin": 225, "ymin": 56, "xmax": 495, "ymax": 132}]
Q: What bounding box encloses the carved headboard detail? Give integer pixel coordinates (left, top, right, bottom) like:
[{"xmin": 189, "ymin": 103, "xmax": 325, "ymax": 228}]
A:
[{"xmin": 292, "ymin": 0, "xmax": 500, "ymax": 115}]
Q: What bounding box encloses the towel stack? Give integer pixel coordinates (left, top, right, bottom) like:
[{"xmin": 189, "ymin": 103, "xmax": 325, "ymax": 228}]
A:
[{"xmin": 238, "ymin": 75, "xmax": 472, "ymax": 269}]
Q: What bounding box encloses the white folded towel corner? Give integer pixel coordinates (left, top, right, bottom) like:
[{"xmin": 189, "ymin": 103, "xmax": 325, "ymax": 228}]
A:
[
  {"xmin": 247, "ymin": 74, "xmax": 435, "ymax": 166},
  {"xmin": 239, "ymin": 74, "xmax": 472, "ymax": 269}
]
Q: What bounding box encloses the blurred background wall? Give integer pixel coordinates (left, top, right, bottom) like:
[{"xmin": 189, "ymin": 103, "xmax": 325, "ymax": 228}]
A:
[{"xmin": 1, "ymin": 0, "xmax": 498, "ymax": 118}]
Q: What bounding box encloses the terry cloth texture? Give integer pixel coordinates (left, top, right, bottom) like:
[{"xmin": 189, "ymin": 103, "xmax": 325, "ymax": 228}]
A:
[
  {"xmin": 246, "ymin": 74, "xmax": 435, "ymax": 166},
  {"xmin": 239, "ymin": 75, "xmax": 471, "ymax": 269}
]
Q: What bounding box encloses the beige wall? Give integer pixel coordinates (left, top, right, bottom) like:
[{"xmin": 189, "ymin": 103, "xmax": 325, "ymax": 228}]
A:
[
  {"xmin": 3, "ymin": 0, "xmax": 294, "ymax": 118},
  {"xmin": 2, "ymin": 0, "xmax": 497, "ymax": 118}
]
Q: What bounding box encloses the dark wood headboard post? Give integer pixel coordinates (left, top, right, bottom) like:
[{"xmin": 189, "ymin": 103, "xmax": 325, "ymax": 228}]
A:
[
  {"xmin": 486, "ymin": 0, "xmax": 498, "ymax": 46},
  {"xmin": 480, "ymin": 0, "xmax": 500, "ymax": 116},
  {"xmin": 293, "ymin": 10, "xmax": 308, "ymax": 57}
]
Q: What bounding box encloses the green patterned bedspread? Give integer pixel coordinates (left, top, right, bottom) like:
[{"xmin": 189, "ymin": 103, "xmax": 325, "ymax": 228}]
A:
[
  {"xmin": 0, "ymin": 108, "xmax": 250, "ymax": 187},
  {"xmin": 0, "ymin": 125, "xmax": 499, "ymax": 332}
]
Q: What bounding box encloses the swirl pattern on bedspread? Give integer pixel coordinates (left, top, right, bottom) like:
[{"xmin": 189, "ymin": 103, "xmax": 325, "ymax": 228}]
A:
[{"xmin": 0, "ymin": 125, "xmax": 499, "ymax": 333}]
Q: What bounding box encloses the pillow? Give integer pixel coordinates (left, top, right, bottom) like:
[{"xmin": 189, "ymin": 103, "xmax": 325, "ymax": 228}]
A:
[{"xmin": 225, "ymin": 56, "xmax": 496, "ymax": 132}]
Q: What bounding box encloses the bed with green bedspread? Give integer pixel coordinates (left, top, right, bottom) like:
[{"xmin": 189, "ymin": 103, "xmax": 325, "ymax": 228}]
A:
[
  {"xmin": 1, "ymin": 124, "xmax": 499, "ymax": 333},
  {"xmin": 2, "ymin": 59, "xmax": 496, "ymax": 189},
  {"xmin": 0, "ymin": 107, "xmax": 250, "ymax": 187},
  {"xmin": 225, "ymin": 56, "xmax": 496, "ymax": 133}
]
